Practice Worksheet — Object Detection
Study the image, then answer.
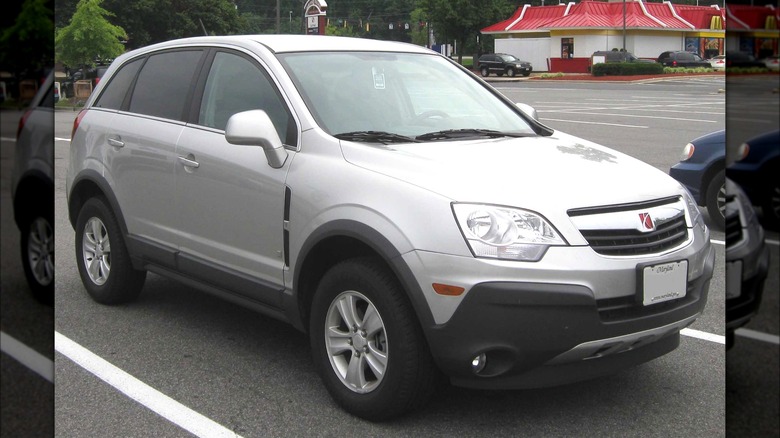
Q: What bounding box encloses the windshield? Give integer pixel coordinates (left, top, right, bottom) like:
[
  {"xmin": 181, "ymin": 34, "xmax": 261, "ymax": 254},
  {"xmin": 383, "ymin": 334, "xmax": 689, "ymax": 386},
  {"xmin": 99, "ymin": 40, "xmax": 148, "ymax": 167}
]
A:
[{"xmin": 278, "ymin": 52, "xmax": 535, "ymax": 140}]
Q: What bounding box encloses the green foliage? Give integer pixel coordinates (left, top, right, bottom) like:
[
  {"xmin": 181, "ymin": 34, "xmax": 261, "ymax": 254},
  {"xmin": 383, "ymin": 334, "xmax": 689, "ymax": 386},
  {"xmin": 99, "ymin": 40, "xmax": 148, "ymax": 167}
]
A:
[
  {"xmin": 0, "ymin": 0, "xmax": 54, "ymax": 75},
  {"xmin": 539, "ymin": 72, "xmax": 564, "ymax": 78},
  {"xmin": 422, "ymin": 0, "xmax": 514, "ymax": 60},
  {"xmin": 55, "ymin": 0, "xmax": 126, "ymax": 68},
  {"xmin": 724, "ymin": 67, "xmax": 769, "ymax": 74},
  {"xmin": 592, "ymin": 62, "xmax": 665, "ymax": 76},
  {"xmin": 325, "ymin": 23, "xmax": 363, "ymax": 38},
  {"xmin": 663, "ymin": 66, "xmax": 716, "ymax": 74}
]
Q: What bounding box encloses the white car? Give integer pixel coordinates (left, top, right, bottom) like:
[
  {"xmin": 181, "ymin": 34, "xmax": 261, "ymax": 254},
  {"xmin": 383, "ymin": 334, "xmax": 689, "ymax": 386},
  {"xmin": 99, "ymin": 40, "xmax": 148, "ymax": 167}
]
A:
[
  {"xmin": 707, "ymin": 54, "xmax": 726, "ymax": 70},
  {"xmin": 760, "ymin": 55, "xmax": 779, "ymax": 71},
  {"xmin": 67, "ymin": 35, "xmax": 715, "ymax": 420}
]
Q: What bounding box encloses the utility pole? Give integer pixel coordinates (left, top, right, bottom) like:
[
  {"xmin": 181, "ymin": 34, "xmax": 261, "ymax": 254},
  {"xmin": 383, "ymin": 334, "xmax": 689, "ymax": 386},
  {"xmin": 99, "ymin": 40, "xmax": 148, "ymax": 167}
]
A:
[
  {"xmin": 276, "ymin": 0, "xmax": 281, "ymax": 34},
  {"xmin": 622, "ymin": 0, "xmax": 626, "ymax": 53}
]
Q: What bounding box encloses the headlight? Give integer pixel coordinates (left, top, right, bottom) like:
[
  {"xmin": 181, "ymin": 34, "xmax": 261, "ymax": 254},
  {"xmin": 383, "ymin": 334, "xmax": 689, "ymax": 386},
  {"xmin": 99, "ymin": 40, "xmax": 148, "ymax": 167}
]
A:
[
  {"xmin": 680, "ymin": 143, "xmax": 695, "ymax": 161},
  {"xmin": 736, "ymin": 142, "xmax": 750, "ymax": 161},
  {"xmin": 452, "ymin": 204, "xmax": 567, "ymax": 261},
  {"xmin": 681, "ymin": 188, "xmax": 702, "ymax": 227}
]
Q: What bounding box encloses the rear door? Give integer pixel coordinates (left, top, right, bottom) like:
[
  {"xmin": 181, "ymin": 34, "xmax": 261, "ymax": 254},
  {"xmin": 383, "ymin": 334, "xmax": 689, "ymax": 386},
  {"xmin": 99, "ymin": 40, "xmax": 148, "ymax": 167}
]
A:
[
  {"xmin": 173, "ymin": 49, "xmax": 298, "ymax": 306},
  {"xmin": 99, "ymin": 49, "xmax": 205, "ymax": 263}
]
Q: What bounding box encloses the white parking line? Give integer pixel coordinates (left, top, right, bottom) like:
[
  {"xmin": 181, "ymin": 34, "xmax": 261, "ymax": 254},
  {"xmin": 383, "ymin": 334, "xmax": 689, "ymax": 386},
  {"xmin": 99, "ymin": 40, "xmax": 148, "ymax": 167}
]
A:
[
  {"xmin": 55, "ymin": 137, "xmax": 71, "ymax": 142},
  {"xmin": 540, "ymin": 118, "xmax": 648, "ymax": 129},
  {"xmin": 55, "ymin": 331, "xmax": 243, "ymax": 438},
  {"xmin": 0, "ymin": 136, "xmax": 16, "ymax": 142},
  {"xmin": 681, "ymin": 328, "xmax": 725, "ymax": 344},
  {"xmin": 0, "ymin": 331, "xmax": 54, "ymax": 383},
  {"xmin": 541, "ymin": 110, "xmax": 717, "ymax": 123},
  {"xmin": 735, "ymin": 328, "xmax": 780, "ymax": 345}
]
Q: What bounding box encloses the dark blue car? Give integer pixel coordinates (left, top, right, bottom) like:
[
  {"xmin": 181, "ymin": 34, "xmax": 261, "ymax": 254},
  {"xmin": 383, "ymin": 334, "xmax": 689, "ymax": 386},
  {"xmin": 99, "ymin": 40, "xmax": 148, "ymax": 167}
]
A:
[
  {"xmin": 669, "ymin": 130, "xmax": 725, "ymax": 229},
  {"xmin": 727, "ymin": 129, "xmax": 780, "ymax": 229}
]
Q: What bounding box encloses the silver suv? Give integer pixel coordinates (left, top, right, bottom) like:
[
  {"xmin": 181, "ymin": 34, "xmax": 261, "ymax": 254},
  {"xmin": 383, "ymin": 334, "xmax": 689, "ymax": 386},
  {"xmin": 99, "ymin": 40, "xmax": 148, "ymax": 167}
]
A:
[{"xmin": 67, "ymin": 35, "xmax": 715, "ymax": 420}]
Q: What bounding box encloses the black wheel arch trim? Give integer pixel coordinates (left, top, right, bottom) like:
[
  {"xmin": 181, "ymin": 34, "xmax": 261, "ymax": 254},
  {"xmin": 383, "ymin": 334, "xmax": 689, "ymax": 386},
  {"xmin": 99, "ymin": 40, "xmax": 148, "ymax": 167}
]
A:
[
  {"xmin": 289, "ymin": 219, "xmax": 436, "ymax": 334},
  {"xmin": 12, "ymin": 169, "xmax": 54, "ymax": 229},
  {"xmin": 68, "ymin": 169, "xmax": 128, "ymax": 236}
]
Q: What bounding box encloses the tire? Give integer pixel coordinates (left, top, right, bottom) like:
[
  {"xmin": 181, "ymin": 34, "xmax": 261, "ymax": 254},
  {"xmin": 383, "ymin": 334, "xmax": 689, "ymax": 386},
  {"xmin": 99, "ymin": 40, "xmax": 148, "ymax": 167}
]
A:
[
  {"xmin": 75, "ymin": 197, "xmax": 145, "ymax": 304},
  {"xmin": 20, "ymin": 214, "xmax": 54, "ymax": 305},
  {"xmin": 760, "ymin": 181, "xmax": 780, "ymax": 229},
  {"xmin": 309, "ymin": 257, "xmax": 439, "ymax": 421},
  {"xmin": 506, "ymin": 67, "xmax": 516, "ymax": 77},
  {"xmin": 480, "ymin": 67, "xmax": 489, "ymax": 77},
  {"xmin": 705, "ymin": 169, "xmax": 725, "ymax": 230}
]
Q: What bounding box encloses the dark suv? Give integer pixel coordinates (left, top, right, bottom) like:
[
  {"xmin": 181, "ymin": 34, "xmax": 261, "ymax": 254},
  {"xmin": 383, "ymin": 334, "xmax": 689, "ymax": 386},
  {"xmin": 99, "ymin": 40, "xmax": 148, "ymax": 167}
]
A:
[
  {"xmin": 477, "ymin": 53, "xmax": 532, "ymax": 77},
  {"xmin": 589, "ymin": 50, "xmax": 653, "ymax": 71},
  {"xmin": 656, "ymin": 51, "xmax": 711, "ymax": 68}
]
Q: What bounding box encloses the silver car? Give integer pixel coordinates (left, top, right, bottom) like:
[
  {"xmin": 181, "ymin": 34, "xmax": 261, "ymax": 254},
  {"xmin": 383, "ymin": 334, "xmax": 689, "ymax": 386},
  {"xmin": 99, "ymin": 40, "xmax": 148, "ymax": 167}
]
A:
[
  {"xmin": 66, "ymin": 35, "xmax": 715, "ymax": 420},
  {"xmin": 12, "ymin": 71, "xmax": 55, "ymax": 304}
]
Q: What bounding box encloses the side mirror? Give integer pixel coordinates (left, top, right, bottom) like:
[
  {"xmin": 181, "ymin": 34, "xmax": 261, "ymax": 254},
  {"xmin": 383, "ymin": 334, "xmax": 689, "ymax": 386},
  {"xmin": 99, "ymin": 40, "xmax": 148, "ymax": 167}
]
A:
[
  {"xmin": 515, "ymin": 103, "xmax": 539, "ymax": 121},
  {"xmin": 225, "ymin": 110, "xmax": 288, "ymax": 169}
]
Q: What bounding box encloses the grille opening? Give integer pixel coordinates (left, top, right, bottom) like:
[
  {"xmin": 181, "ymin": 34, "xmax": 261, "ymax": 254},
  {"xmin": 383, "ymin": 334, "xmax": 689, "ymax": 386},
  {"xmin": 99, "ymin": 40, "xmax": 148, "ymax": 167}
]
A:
[{"xmin": 580, "ymin": 214, "xmax": 688, "ymax": 256}]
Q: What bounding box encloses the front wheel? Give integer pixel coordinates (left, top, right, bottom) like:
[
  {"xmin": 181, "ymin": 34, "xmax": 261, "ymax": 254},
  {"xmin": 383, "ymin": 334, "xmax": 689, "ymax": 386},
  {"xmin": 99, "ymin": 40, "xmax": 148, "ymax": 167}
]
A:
[
  {"xmin": 705, "ymin": 169, "xmax": 725, "ymax": 230},
  {"xmin": 75, "ymin": 197, "xmax": 146, "ymax": 304},
  {"xmin": 309, "ymin": 258, "xmax": 439, "ymax": 421}
]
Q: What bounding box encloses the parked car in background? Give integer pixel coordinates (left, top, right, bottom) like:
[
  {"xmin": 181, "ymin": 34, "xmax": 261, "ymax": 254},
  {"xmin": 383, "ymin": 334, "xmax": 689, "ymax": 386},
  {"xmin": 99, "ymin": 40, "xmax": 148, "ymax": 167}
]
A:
[
  {"xmin": 759, "ymin": 55, "xmax": 779, "ymax": 71},
  {"xmin": 477, "ymin": 53, "xmax": 532, "ymax": 77},
  {"xmin": 725, "ymin": 178, "xmax": 769, "ymax": 350},
  {"xmin": 12, "ymin": 71, "xmax": 55, "ymax": 305},
  {"xmin": 669, "ymin": 130, "xmax": 725, "ymax": 229},
  {"xmin": 726, "ymin": 51, "xmax": 767, "ymax": 69},
  {"xmin": 67, "ymin": 35, "xmax": 714, "ymax": 421},
  {"xmin": 656, "ymin": 51, "xmax": 712, "ymax": 68},
  {"xmin": 589, "ymin": 50, "xmax": 654, "ymax": 72},
  {"xmin": 727, "ymin": 130, "xmax": 780, "ymax": 229},
  {"xmin": 707, "ymin": 54, "xmax": 726, "ymax": 70}
]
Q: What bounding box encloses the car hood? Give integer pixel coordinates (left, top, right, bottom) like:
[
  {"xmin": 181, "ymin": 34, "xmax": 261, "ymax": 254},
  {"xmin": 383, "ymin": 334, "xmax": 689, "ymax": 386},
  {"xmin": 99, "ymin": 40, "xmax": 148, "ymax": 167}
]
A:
[{"xmin": 340, "ymin": 131, "xmax": 685, "ymax": 214}]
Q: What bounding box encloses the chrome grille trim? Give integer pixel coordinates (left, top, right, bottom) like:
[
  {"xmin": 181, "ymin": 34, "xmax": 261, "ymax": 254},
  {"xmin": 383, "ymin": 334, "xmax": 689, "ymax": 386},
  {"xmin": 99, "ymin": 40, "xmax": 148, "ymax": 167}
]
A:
[{"xmin": 570, "ymin": 197, "xmax": 691, "ymax": 257}]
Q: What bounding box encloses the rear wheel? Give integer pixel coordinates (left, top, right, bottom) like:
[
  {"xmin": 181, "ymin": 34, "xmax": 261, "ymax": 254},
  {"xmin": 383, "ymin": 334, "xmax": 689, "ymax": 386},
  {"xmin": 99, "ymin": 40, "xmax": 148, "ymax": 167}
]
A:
[
  {"xmin": 506, "ymin": 67, "xmax": 516, "ymax": 77},
  {"xmin": 309, "ymin": 257, "xmax": 439, "ymax": 421},
  {"xmin": 760, "ymin": 181, "xmax": 780, "ymax": 229},
  {"xmin": 75, "ymin": 197, "xmax": 145, "ymax": 304},
  {"xmin": 20, "ymin": 214, "xmax": 54, "ymax": 305},
  {"xmin": 480, "ymin": 67, "xmax": 489, "ymax": 77}
]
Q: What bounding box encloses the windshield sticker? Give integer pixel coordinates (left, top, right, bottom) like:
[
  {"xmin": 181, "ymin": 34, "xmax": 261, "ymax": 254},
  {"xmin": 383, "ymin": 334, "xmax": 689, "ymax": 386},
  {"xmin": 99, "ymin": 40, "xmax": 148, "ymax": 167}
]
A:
[{"xmin": 372, "ymin": 67, "xmax": 385, "ymax": 90}]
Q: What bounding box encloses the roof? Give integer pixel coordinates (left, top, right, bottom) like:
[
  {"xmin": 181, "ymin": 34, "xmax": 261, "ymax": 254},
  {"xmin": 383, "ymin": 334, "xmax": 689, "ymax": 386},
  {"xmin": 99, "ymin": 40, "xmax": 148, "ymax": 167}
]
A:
[
  {"xmin": 481, "ymin": 0, "xmax": 728, "ymax": 34},
  {"xmin": 725, "ymin": 4, "xmax": 779, "ymax": 30}
]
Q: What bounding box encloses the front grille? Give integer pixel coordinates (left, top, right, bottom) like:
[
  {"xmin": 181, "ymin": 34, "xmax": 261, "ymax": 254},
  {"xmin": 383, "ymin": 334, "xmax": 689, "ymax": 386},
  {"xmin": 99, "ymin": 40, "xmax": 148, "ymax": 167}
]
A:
[
  {"xmin": 724, "ymin": 204, "xmax": 742, "ymax": 249},
  {"xmin": 580, "ymin": 214, "xmax": 688, "ymax": 256}
]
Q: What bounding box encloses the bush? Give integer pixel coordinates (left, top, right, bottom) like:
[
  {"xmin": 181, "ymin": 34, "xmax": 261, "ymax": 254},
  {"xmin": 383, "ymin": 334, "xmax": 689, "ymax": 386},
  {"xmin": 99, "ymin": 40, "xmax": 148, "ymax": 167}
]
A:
[
  {"xmin": 663, "ymin": 66, "xmax": 716, "ymax": 74},
  {"xmin": 592, "ymin": 62, "xmax": 665, "ymax": 76}
]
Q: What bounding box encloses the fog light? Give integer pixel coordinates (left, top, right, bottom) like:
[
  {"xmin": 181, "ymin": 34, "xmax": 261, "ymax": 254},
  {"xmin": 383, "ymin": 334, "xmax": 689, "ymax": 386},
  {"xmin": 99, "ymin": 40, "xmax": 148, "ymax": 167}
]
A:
[{"xmin": 471, "ymin": 353, "xmax": 487, "ymax": 375}]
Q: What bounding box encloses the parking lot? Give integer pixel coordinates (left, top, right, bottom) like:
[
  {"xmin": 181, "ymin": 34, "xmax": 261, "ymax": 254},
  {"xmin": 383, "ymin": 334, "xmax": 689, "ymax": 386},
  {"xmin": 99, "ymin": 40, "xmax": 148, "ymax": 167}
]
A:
[{"xmin": 1, "ymin": 74, "xmax": 770, "ymax": 435}]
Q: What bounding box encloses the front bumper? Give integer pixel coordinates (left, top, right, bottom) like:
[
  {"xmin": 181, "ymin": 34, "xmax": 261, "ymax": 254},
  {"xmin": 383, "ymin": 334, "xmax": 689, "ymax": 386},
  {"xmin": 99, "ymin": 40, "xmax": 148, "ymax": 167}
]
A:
[{"xmin": 406, "ymin": 234, "xmax": 715, "ymax": 389}]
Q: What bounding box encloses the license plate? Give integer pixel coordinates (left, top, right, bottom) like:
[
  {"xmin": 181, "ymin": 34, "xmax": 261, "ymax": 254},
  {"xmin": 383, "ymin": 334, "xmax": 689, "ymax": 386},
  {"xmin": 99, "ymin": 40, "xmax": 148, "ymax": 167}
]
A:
[
  {"xmin": 725, "ymin": 261, "xmax": 742, "ymax": 300},
  {"xmin": 642, "ymin": 260, "xmax": 688, "ymax": 306}
]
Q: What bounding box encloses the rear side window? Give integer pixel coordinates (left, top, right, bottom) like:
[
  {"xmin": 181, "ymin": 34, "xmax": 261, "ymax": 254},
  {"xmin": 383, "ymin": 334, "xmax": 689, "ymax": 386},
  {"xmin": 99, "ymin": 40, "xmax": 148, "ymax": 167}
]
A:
[
  {"xmin": 129, "ymin": 50, "xmax": 203, "ymax": 121},
  {"xmin": 94, "ymin": 59, "xmax": 143, "ymax": 110},
  {"xmin": 678, "ymin": 53, "xmax": 694, "ymax": 61}
]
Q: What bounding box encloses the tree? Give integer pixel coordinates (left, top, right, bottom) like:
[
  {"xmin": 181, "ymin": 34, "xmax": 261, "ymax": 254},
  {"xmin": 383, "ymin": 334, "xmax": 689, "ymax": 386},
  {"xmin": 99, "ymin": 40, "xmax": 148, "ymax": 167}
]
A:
[
  {"xmin": 0, "ymin": 0, "xmax": 54, "ymax": 78},
  {"xmin": 55, "ymin": 0, "xmax": 126, "ymax": 69},
  {"xmin": 422, "ymin": 0, "xmax": 513, "ymax": 63}
]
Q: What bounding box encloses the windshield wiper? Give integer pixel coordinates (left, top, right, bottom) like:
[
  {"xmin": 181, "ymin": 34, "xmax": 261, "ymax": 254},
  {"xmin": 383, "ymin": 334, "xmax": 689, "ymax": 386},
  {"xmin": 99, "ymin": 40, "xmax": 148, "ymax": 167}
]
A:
[
  {"xmin": 415, "ymin": 129, "xmax": 531, "ymax": 141},
  {"xmin": 335, "ymin": 131, "xmax": 421, "ymax": 144}
]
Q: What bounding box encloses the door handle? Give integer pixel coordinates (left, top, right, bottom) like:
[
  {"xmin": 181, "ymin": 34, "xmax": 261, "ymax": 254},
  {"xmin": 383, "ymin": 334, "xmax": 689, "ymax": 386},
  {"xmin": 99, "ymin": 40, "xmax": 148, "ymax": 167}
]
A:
[
  {"xmin": 178, "ymin": 155, "xmax": 200, "ymax": 168},
  {"xmin": 107, "ymin": 136, "xmax": 124, "ymax": 148}
]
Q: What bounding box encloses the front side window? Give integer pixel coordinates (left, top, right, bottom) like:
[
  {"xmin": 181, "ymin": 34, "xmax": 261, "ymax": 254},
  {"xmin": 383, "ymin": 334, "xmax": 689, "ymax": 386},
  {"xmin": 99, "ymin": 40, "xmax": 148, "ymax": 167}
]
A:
[
  {"xmin": 280, "ymin": 52, "xmax": 535, "ymax": 139},
  {"xmin": 198, "ymin": 51, "xmax": 295, "ymax": 144},
  {"xmin": 129, "ymin": 50, "xmax": 203, "ymax": 121}
]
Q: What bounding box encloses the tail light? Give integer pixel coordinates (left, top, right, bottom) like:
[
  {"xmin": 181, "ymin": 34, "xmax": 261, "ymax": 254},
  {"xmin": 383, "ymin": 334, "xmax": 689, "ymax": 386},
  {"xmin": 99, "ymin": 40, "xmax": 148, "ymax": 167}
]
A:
[
  {"xmin": 672, "ymin": 60, "xmax": 677, "ymax": 67},
  {"xmin": 16, "ymin": 109, "xmax": 33, "ymax": 140},
  {"xmin": 71, "ymin": 109, "xmax": 87, "ymax": 140}
]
